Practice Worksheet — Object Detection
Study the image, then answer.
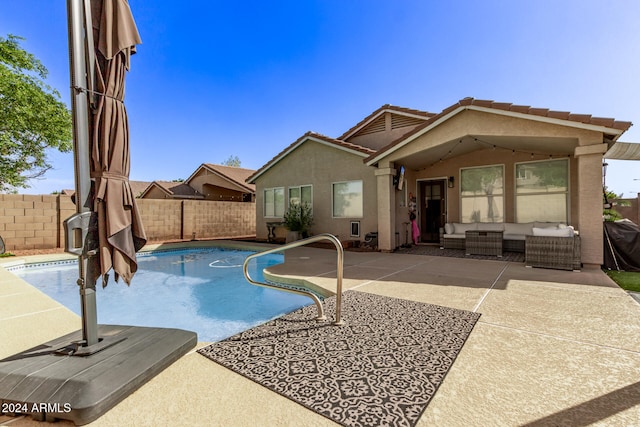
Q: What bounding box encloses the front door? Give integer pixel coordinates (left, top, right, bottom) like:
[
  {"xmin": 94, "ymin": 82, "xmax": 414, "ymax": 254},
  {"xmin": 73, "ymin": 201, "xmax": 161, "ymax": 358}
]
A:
[{"xmin": 419, "ymin": 180, "xmax": 445, "ymax": 243}]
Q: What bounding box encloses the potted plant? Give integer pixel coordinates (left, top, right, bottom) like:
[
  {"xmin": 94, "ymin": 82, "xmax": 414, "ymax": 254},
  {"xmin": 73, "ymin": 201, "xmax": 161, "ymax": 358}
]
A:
[{"xmin": 283, "ymin": 201, "xmax": 313, "ymax": 242}]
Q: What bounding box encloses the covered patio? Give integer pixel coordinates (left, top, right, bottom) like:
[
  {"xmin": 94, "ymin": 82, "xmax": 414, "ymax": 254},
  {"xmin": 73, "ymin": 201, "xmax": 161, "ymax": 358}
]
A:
[{"xmin": 367, "ymin": 99, "xmax": 633, "ymax": 269}]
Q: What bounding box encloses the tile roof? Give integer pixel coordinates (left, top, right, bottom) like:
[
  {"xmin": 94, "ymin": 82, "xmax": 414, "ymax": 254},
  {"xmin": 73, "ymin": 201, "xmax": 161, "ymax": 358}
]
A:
[
  {"xmin": 450, "ymin": 97, "xmax": 632, "ymax": 131},
  {"xmin": 246, "ymin": 131, "xmax": 375, "ymax": 183},
  {"xmin": 150, "ymin": 181, "xmax": 203, "ymax": 198},
  {"xmin": 365, "ymin": 97, "xmax": 634, "ymax": 164},
  {"xmin": 200, "ymin": 164, "xmax": 256, "ymax": 193}
]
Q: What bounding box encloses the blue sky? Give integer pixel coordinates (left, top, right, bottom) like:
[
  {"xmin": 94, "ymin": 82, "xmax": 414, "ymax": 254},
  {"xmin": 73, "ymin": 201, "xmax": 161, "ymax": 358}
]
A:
[{"xmin": 2, "ymin": 0, "xmax": 640, "ymax": 196}]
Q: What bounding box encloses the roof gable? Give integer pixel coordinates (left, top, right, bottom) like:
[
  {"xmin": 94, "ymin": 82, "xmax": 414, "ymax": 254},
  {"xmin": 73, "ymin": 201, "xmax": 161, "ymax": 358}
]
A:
[
  {"xmin": 338, "ymin": 104, "xmax": 436, "ymax": 145},
  {"xmin": 185, "ymin": 164, "xmax": 256, "ymax": 193},
  {"xmin": 140, "ymin": 181, "xmax": 203, "ymax": 199},
  {"xmin": 365, "ymin": 97, "xmax": 633, "ymax": 165},
  {"xmin": 247, "ymin": 131, "xmax": 375, "ymax": 183}
]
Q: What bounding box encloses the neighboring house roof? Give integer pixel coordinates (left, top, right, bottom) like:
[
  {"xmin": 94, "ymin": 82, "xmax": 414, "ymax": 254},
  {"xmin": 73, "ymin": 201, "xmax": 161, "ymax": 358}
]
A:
[
  {"xmin": 365, "ymin": 97, "xmax": 634, "ymax": 166},
  {"xmin": 185, "ymin": 163, "xmax": 256, "ymax": 194},
  {"xmin": 338, "ymin": 104, "xmax": 436, "ymax": 144},
  {"xmin": 129, "ymin": 180, "xmax": 154, "ymax": 198},
  {"xmin": 246, "ymin": 131, "xmax": 376, "ymax": 184},
  {"xmin": 139, "ymin": 181, "xmax": 204, "ymax": 199},
  {"xmin": 61, "ymin": 180, "xmax": 152, "ymax": 198}
]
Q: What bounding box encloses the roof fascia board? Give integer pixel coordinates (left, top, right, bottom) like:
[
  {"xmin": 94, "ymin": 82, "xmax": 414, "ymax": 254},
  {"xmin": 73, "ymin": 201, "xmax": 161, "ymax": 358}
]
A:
[
  {"xmin": 183, "ymin": 164, "xmax": 207, "ymax": 184},
  {"xmin": 468, "ymin": 105, "xmax": 627, "ymax": 137},
  {"xmin": 366, "ymin": 105, "xmax": 627, "ymax": 166},
  {"xmin": 140, "ymin": 182, "xmax": 172, "ymax": 198}
]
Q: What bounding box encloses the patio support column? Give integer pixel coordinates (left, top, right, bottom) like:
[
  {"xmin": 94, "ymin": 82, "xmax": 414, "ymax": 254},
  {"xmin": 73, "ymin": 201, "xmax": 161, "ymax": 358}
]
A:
[
  {"xmin": 375, "ymin": 167, "xmax": 396, "ymax": 252},
  {"xmin": 574, "ymin": 142, "xmax": 608, "ymax": 268}
]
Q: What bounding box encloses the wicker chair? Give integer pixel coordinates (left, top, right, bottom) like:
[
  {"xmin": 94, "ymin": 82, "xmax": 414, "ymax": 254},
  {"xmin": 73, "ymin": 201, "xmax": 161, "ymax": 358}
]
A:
[{"xmin": 525, "ymin": 235, "xmax": 581, "ymax": 271}]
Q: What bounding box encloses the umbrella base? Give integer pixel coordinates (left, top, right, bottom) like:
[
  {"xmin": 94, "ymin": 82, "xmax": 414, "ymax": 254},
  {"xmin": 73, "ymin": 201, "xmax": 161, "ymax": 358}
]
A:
[{"xmin": 0, "ymin": 324, "xmax": 197, "ymax": 425}]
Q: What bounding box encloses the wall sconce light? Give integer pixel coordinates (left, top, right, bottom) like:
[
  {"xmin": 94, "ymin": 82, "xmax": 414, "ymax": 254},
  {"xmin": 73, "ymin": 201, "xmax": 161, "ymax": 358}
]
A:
[{"xmin": 448, "ymin": 176, "xmax": 455, "ymax": 188}]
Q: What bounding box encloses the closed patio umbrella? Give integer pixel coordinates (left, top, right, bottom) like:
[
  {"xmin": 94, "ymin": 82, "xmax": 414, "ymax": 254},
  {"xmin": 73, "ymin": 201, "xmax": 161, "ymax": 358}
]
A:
[{"xmin": 86, "ymin": 0, "xmax": 146, "ymax": 288}]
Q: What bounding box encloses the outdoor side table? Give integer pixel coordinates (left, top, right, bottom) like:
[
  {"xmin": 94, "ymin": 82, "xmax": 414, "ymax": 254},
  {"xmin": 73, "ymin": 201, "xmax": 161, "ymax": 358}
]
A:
[
  {"xmin": 266, "ymin": 222, "xmax": 282, "ymax": 243},
  {"xmin": 465, "ymin": 230, "xmax": 503, "ymax": 257}
]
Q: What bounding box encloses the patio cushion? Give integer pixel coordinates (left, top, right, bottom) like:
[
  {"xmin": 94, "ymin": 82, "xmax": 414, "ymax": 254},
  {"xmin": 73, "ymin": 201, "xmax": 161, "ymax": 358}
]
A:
[
  {"xmin": 453, "ymin": 223, "xmax": 477, "ymax": 234},
  {"xmin": 504, "ymin": 222, "xmax": 534, "ymax": 235},
  {"xmin": 532, "ymin": 226, "xmax": 574, "ymax": 237},
  {"xmin": 534, "ymin": 222, "xmax": 562, "ymax": 229},
  {"xmin": 444, "ymin": 223, "xmax": 454, "ymax": 234},
  {"xmin": 477, "ymin": 223, "xmax": 505, "ymax": 232}
]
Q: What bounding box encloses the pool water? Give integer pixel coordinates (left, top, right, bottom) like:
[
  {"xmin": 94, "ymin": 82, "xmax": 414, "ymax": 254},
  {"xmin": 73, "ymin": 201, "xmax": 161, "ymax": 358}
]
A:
[{"xmin": 12, "ymin": 248, "xmax": 312, "ymax": 342}]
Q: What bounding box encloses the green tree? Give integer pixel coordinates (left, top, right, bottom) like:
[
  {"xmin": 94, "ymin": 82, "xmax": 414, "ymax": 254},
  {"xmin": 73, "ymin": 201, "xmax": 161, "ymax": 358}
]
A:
[
  {"xmin": 603, "ymin": 187, "xmax": 630, "ymax": 222},
  {"xmin": 221, "ymin": 155, "xmax": 241, "ymax": 167},
  {"xmin": 0, "ymin": 35, "xmax": 72, "ymax": 192}
]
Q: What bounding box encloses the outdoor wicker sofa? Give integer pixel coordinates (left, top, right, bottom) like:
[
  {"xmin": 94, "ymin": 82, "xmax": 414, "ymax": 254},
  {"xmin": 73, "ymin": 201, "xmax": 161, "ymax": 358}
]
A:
[
  {"xmin": 439, "ymin": 222, "xmax": 581, "ymax": 270},
  {"xmin": 439, "ymin": 222, "xmax": 571, "ymax": 253},
  {"xmin": 525, "ymin": 234, "xmax": 581, "ymax": 271}
]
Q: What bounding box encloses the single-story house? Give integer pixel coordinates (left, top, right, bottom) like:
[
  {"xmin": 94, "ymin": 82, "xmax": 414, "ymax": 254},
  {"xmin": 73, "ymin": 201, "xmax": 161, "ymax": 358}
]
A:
[
  {"xmin": 139, "ymin": 180, "xmax": 204, "ymax": 200},
  {"xmin": 247, "ymin": 98, "xmax": 637, "ymax": 268},
  {"xmin": 185, "ymin": 163, "xmax": 255, "ymax": 202},
  {"xmin": 139, "ymin": 164, "xmax": 256, "ymax": 202}
]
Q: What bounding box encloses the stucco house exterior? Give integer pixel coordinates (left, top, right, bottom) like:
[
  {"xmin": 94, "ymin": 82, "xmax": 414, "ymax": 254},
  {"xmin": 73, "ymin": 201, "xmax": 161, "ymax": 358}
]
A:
[{"xmin": 247, "ymin": 98, "xmax": 635, "ymax": 268}]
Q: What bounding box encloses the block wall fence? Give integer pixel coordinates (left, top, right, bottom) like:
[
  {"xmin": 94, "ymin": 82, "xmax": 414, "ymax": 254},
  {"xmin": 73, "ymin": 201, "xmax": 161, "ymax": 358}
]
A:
[{"xmin": 0, "ymin": 194, "xmax": 256, "ymax": 252}]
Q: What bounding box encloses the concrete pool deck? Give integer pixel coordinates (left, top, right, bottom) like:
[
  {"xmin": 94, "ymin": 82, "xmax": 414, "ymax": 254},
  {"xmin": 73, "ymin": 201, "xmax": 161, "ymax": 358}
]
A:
[{"xmin": 2, "ymin": 241, "xmax": 640, "ymax": 426}]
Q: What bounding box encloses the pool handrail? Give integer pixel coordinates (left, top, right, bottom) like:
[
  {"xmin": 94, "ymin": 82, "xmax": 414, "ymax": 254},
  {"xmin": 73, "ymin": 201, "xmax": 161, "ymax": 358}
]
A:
[{"xmin": 242, "ymin": 233, "xmax": 344, "ymax": 325}]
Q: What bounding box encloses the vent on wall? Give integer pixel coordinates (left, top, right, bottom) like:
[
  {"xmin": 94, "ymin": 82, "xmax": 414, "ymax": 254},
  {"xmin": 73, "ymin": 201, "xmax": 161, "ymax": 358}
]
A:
[
  {"xmin": 391, "ymin": 115, "xmax": 425, "ymax": 129},
  {"xmin": 357, "ymin": 115, "xmax": 386, "ymax": 135}
]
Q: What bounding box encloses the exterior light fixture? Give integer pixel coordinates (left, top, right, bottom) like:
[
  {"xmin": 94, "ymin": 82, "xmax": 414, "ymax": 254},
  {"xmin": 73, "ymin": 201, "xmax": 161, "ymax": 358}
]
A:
[{"xmin": 448, "ymin": 176, "xmax": 455, "ymax": 188}]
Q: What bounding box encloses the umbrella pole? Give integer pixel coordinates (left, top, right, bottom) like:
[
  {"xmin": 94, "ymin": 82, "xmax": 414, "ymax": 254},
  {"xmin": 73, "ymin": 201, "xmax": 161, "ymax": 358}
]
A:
[{"xmin": 66, "ymin": 0, "xmax": 98, "ymax": 347}]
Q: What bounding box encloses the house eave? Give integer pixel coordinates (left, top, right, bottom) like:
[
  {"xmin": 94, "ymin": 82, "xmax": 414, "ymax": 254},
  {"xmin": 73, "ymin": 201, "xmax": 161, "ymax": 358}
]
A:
[{"xmin": 365, "ymin": 104, "xmax": 629, "ymax": 167}]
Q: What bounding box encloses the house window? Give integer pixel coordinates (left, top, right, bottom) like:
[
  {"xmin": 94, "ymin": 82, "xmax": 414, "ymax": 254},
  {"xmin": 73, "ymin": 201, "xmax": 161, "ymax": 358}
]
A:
[
  {"xmin": 289, "ymin": 185, "xmax": 312, "ymax": 208},
  {"xmin": 264, "ymin": 187, "xmax": 285, "ymax": 217},
  {"xmin": 460, "ymin": 165, "xmax": 504, "ymax": 223},
  {"xmin": 332, "ymin": 180, "xmax": 363, "ymax": 218},
  {"xmin": 515, "ymin": 159, "xmax": 569, "ymax": 223}
]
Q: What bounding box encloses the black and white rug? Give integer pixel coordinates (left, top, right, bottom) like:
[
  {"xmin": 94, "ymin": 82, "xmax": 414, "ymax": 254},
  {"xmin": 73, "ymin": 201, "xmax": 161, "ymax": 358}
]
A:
[{"xmin": 198, "ymin": 291, "xmax": 480, "ymax": 427}]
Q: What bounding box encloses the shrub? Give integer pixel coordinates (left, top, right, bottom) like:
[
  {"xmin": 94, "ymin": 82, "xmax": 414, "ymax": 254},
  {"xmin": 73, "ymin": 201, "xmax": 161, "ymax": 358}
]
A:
[{"xmin": 283, "ymin": 202, "xmax": 313, "ymax": 237}]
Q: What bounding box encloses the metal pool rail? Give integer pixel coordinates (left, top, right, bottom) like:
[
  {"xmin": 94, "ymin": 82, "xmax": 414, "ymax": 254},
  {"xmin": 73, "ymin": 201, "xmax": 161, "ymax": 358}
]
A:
[{"xmin": 242, "ymin": 233, "xmax": 345, "ymax": 325}]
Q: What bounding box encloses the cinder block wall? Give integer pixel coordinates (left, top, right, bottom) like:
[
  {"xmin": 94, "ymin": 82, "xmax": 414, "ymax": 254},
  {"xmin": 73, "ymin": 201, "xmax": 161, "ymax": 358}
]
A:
[
  {"xmin": 136, "ymin": 199, "xmax": 183, "ymax": 241},
  {"xmin": 183, "ymin": 200, "xmax": 256, "ymax": 240},
  {"xmin": 0, "ymin": 194, "xmax": 60, "ymax": 251},
  {"xmin": 615, "ymin": 194, "xmax": 639, "ymax": 225},
  {"xmin": 0, "ymin": 194, "xmax": 256, "ymax": 252}
]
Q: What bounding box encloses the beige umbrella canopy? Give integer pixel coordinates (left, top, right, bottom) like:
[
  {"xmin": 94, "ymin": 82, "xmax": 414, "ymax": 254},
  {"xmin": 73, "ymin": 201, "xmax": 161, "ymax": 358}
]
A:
[{"xmin": 87, "ymin": 0, "xmax": 146, "ymax": 287}]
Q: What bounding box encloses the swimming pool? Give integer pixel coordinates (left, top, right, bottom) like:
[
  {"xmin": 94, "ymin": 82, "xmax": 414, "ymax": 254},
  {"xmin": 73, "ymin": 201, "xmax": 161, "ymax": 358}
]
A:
[{"xmin": 11, "ymin": 248, "xmax": 312, "ymax": 342}]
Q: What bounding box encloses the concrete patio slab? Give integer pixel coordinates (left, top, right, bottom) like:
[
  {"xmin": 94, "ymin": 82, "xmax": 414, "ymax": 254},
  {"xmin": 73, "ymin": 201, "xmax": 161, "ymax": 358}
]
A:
[
  {"xmin": 2, "ymin": 241, "xmax": 639, "ymax": 426},
  {"xmin": 420, "ymin": 323, "xmax": 640, "ymax": 426},
  {"xmin": 478, "ymin": 279, "xmax": 640, "ymax": 352}
]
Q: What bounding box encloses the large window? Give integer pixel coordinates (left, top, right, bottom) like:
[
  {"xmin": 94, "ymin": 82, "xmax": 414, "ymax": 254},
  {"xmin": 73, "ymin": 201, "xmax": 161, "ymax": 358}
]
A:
[
  {"xmin": 263, "ymin": 187, "xmax": 285, "ymax": 217},
  {"xmin": 460, "ymin": 165, "xmax": 504, "ymax": 223},
  {"xmin": 289, "ymin": 185, "xmax": 312, "ymax": 207},
  {"xmin": 515, "ymin": 159, "xmax": 568, "ymax": 223},
  {"xmin": 332, "ymin": 180, "xmax": 363, "ymax": 218}
]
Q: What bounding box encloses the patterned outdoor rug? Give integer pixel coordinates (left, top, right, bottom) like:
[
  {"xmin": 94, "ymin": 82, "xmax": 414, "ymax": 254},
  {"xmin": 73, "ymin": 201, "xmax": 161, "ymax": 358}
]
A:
[{"xmin": 198, "ymin": 291, "xmax": 481, "ymax": 427}]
